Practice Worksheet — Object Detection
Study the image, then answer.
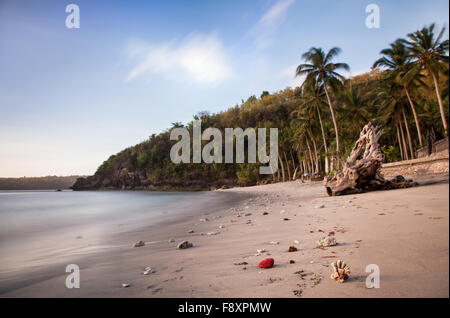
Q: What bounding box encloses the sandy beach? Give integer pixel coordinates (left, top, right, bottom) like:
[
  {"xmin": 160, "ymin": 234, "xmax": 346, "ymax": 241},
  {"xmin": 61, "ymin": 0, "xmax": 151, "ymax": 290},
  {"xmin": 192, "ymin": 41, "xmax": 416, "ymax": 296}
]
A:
[{"xmin": 1, "ymin": 173, "xmax": 447, "ymax": 298}]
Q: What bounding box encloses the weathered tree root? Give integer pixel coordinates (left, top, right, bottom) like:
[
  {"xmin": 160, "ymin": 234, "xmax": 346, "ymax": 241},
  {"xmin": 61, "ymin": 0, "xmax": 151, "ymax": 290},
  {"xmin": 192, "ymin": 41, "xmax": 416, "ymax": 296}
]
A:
[{"xmin": 324, "ymin": 122, "xmax": 418, "ymax": 196}]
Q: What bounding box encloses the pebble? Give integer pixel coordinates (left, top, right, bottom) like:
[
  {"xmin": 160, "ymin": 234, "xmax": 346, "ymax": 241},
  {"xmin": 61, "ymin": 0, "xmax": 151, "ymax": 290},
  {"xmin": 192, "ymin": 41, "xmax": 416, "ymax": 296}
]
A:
[
  {"xmin": 294, "ymin": 240, "xmax": 300, "ymax": 244},
  {"xmin": 132, "ymin": 240, "xmax": 145, "ymax": 248},
  {"xmin": 315, "ymin": 204, "xmax": 325, "ymax": 209},
  {"xmin": 122, "ymin": 283, "xmax": 130, "ymax": 288},
  {"xmin": 207, "ymin": 232, "xmax": 219, "ymax": 235},
  {"xmin": 177, "ymin": 240, "xmax": 193, "ymax": 249},
  {"xmin": 143, "ymin": 267, "xmax": 156, "ymax": 275},
  {"xmin": 168, "ymin": 238, "xmax": 175, "ymax": 243},
  {"xmin": 199, "ymin": 218, "xmax": 209, "ymax": 222},
  {"xmin": 270, "ymin": 241, "xmax": 279, "ymax": 245}
]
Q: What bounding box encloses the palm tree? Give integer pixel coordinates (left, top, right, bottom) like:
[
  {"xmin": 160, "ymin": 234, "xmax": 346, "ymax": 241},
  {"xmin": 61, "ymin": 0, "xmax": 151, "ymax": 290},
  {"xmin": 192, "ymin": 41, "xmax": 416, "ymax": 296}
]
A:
[
  {"xmin": 299, "ymin": 79, "xmax": 330, "ymax": 173},
  {"xmin": 295, "ymin": 47, "xmax": 350, "ymax": 162},
  {"xmin": 403, "ymin": 23, "xmax": 449, "ymax": 135},
  {"xmin": 373, "ymin": 39, "xmax": 425, "ymax": 146}
]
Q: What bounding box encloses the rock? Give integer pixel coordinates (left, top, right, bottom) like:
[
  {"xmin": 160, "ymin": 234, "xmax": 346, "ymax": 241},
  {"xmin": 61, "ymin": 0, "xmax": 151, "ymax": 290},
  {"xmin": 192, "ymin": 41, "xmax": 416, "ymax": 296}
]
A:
[
  {"xmin": 245, "ymin": 213, "xmax": 252, "ymax": 216},
  {"xmin": 315, "ymin": 204, "xmax": 325, "ymax": 209},
  {"xmin": 283, "ymin": 218, "xmax": 290, "ymax": 221},
  {"xmin": 289, "ymin": 260, "xmax": 295, "ymax": 264},
  {"xmin": 258, "ymin": 258, "xmax": 274, "ymax": 269},
  {"xmin": 262, "ymin": 212, "xmax": 269, "ymax": 215},
  {"xmin": 143, "ymin": 267, "xmax": 156, "ymax": 275},
  {"xmin": 122, "ymin": 283, "xmax": 130, "ymax": 288},
  {"xmin": 270, "ymin": 241, "xmax": 279, "ymax": 245},
  {"xmin": 280, "ymin": 210, "xmax": 286, "ymax": 214},
  {"xmin": 288, "ymin": 246, "xmax": 298, "ymax": 252},
  {"xmin": 133, "ymin": 240, "xmax": 145, "ymax": 248},
  {"xmin": 199, "ymin": 218, "xmax": 209, "ymax": 222},
  {"xmin": 234, "ymin": 262, "xmax": 248, "ymax": 265},
  {"xmin": 328, "ymin": 231, "xmax": 335, "ymax": 236},
  {"xmin": 177, "ymin": 240, "xmax": 193, "ymax": 249},
  {"xmin": 257, "ymin": 249, "xmax": 266, "ymax": 253},
  {"xmin": 187, "ymin": 230, "xmax": 194, "ymax": 233},
  {"xmin": 294, "ymin": 240, "xmax": 300, "ymax": 244},
  {"xmin": 168, "ymin": 238, "xmax": 175, "ymax": 243},
  {"xmin": 316, "ymin": 237, "xmax": 337, "ymax": 248},
  {"xmin": 219, "ymin": 225, "xmax": 225, "ymax": 229},
  {"xmin": 207, "ymin": 231, "xmax": 219, "ymax": 235}
]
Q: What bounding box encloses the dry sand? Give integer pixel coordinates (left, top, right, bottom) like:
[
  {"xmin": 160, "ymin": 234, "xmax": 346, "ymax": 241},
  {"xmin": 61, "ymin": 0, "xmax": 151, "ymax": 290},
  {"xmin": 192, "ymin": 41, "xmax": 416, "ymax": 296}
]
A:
[{"xmin": 1, "ymin": 174, "xmax": 448, "ymax": 298}]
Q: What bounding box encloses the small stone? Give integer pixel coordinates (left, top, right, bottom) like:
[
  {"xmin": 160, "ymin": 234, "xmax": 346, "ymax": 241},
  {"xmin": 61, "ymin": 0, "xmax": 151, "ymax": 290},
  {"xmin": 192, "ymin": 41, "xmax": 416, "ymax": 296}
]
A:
[
  {"xmin": 280, "ymin": 210, "xmax": 286, "ymax": 214},
  {"xmin": 122, "ymin": 283, "xmax": 130, "ymax": 288},
  {"xmin": 270, "ymin": 241, "xmax": 279, "ymax": 245},
  {"xmin": 283, "ymin": 218, "xmax": 290, "ymax": 221},
  {"xmin": 207, "ymin": 231, "xmax": 219, "ymax": 235},
  {"xmin": 258, "ymin": 258, "xmax": 274, "ymax": 269},
  {"xmin": 257, "ymin": 249, "xmax": 266, "ymax": 253},
  {"xmin": 143, "ymin": 267, "xmax": 156, "ymax": 275},
  {"xmin": 177, "ymin": 240, "xmax": 193, "ymax": 249},
  {"xmin": 289, "ymin": 260, "xmax": 295, "ymax": 264},
  {"xmin": 187, "ymin": 230, "xmax": 194, "ymax": 234},
  {"xmin": 288, "ymin": 246, "xmax": 298, "ymax": 252},
  {"xmin": 219, "ymin": 225, "xmax": 225, "ymax": 229},
  {"xmin": 315, "ymin": 204, "xmax": 325, "ymax": 209},
  {"xmin": 168, "ymin": 238, "xmax": 175, "ymax": 243},
  {"xmin": 328, "ymin": 231, "xmax": 335, "ymax": 236},
  {"xmin": 262, "ymin": 212, "xmax": 269, "ymax": 215},
  {"xmin": 245, "ymin": 213, "xmax": 252, "ymax": 216},
  {"xmin": 294, "ymin": 240, "xmax": 300, "ymax": 244},
  {"xmin": 132, "ymin": 240, "xmax": 145, "ymax": 248},
  {"xmin": 199, "ymin": 218, "xmax": 209, "ymax": 222}
]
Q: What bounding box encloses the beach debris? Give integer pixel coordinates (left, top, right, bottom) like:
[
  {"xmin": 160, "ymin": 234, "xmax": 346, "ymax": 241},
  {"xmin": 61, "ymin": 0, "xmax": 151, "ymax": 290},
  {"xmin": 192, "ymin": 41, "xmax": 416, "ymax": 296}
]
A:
[
  {"xmin": 317, "ymin": 229, "xmax": 324, "ymax": 232},
  {"xmin": 280, "ymin": 210, "xmax": 286, "ymax": 214},
  {"xmin": 328, "ymin": 231, "xmax": 335, "ymax": 236},
  {"xmin": 294, "ymin": 240, "xmax": 300, "ymax": 244},
  {"xmin": 177, "ymin": 240, "xmax": 193, "ymax": 249},
  {"xmin": 234, "ymin": 262, "xmax": 248, "ymax": 265},
  {"xmin": 288, "ymin": 246, "xmax": 298, "ymax": 252},
  {"xmin": 330, "ymin": 260, "xmax": 350, "ymax": 283},
  {"xmin": 245, "ymin": 213, "xmax": 252, "ymax": 216},
  {"xmin": 270, "ymin": 241, "xmax": 279, "ymax": 245},
  {"xmin": 75, "ymin": 236, "xmax": 83, "ymax": 239},
  {"xmin": 168, "ymin": 238, "xmax": 175, "ymax": 243},
  {"xmin": 310, "ymin": 274, "xmax": 322, "ymax": 287},
  {"xmin": 316, "ymin": 237, "xmax": 337, "ymax": 248},
  {"xmin": 324, "ymin": 122, "xmax": 417, "ymax": 196},
  {"xmin": 262, "ymin": 212, "xmax": 269, "ymax": 215},
  {"xmin": 315, "ymin": 204, "xmax": 325, "ymax": 209},
  {"xmin": 143, "ymin": 267, "xmax": 156, "ymax": 275},
  {"xmin": 207, "ymin": 231, "xmax": 219, "ymax": 235},
  {"xmin": 199, "ymin": 218, "xmax": 209, "ymax": 222},
  {"xmin": 132, "ymin": 240, "xmax": 145, "ymax": 248},
  {"xmin": 187, "ymin": 230, "xmax": 195, "ymax": 234},
  {"xmin": 246, "ymin": 220, "xmax": 252, "ymax": 224},
  {"xmin": 289, "ymin": 260, "xmax": 295, "ymax": 264},
  {"xmin": 293, "ymin": 287, "xmax": 303, "ymax": 297},
  {"xmin": 122, "ymin": 283, "xmax": 131, "ymax": 288},
  {"xmin": 283, "ymin": 218, "xmax": 290, "ymax": 221},
  {"xmin": 219, "ymin": 225, "xmax": 225, "ymax": 229},
  {"xmin": 230, "ymin": 219, "xmax": 236, "ymax": 223},
  {"xmin": 258, "ymin": 258, "xmax": 274, "ymax": 269},
  {"xmin": 257, "ymin": 248, "xmax": 266, "ymax": 253}
]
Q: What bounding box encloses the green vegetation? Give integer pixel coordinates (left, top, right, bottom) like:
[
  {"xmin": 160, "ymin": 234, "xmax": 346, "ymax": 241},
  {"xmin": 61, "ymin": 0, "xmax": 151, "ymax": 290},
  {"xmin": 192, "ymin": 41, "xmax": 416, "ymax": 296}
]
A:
[
  {"xmin": 0, "ymin": 176, "xmax": 82, "ymax": 190},
  {"xmin": 83, "ymin": 23, "xmax": 448, "ymax": 189}
]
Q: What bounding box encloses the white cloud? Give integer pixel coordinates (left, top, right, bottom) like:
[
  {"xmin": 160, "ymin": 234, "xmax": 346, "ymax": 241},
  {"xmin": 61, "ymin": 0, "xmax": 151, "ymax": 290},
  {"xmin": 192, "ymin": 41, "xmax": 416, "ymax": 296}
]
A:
[
  {"xmin": 251, "ymin": 0, "xmax": 295, "ymax": 49},
  {"xmin": 279, "ymin": 63, "xmax": 304, "ymax": 88},
  {"xmin": 123, "ymin": 33, "xmax": 233, "ymax": 84}
]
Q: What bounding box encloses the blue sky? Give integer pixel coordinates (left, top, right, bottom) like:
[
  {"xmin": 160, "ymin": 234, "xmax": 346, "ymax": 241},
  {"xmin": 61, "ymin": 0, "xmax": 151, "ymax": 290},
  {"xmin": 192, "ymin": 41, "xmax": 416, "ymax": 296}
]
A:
[{"xmin": 0, "ymin": 0, "xmax": 448, "ymax": 177}]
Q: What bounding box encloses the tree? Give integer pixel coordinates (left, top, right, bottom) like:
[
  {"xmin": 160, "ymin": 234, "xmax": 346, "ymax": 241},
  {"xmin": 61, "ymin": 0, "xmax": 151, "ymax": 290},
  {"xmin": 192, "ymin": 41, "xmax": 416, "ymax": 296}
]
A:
[
  {"xmin": 373, "ymin": 39, "xmax": 426, "ymax": 146},
  {"xmin": 296, "ymin": 47, "xmax": 350, "ymax": 163},
  {"xmin": 403, "ymin": 23, "xmax": 449, "ymax": 136}
]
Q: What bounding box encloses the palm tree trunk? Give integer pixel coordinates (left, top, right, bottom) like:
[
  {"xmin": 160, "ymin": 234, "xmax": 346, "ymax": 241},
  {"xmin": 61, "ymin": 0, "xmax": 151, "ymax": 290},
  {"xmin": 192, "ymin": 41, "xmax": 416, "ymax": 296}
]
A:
[
  {"xmin": 305, "ymin": 138, "xmax": 314, "ymax": 175},
  {"xmin": 430, "ymin": 70, "xmax": 448, "ymax": 135},
  {"xmin": 404, "ymin": 87, "xmax": 423, "ymax": 146},
  {"xmin": 278, "ymin": 153, "xmax": 286, "ymax": 182},
  {"xmin": 283, "ymin": 152, "xmax": 291, "ymax": 180},
  {"xmin": 396, "ymin": 123, "xmax": 404, "ymax": 160},
  {"xmin": 323, "ymin": 84, "xmax": 340, "ymax": 160},
  {"xmin": 402, "ymin": 106, "xmax": 415, "ymax": 159},
  {"xmin": 399, "ymin": 118, "xmax": 409, "ymax": 160},
  {"xmin": 315, "ymin": 102, "xmax": 329, "ymax": 174},
  {"xmin": 311, "ymin": 136, "xmax": 319, "ymax": 174}
]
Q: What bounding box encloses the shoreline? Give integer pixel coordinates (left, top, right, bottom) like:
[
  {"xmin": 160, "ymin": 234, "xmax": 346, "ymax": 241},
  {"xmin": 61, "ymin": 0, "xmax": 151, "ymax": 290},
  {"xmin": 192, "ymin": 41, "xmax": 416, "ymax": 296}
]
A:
[{"xmin": 1, "ymin": 173, "xmax": 448, "ymax": 297}]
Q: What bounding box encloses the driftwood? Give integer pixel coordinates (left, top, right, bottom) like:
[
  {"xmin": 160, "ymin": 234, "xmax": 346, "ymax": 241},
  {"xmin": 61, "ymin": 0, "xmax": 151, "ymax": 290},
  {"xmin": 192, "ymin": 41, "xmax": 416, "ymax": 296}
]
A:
[{"xmin": 324, "ymin": 122, "xmax": 417, "ymax": 196}]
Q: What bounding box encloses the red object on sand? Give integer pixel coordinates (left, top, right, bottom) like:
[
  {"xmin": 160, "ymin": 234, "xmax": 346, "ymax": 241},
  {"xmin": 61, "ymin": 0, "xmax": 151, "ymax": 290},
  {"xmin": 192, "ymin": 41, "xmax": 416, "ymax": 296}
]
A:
[{"xmin": 259, "ymin": 258, "xmax": 274, "ymax": 268}]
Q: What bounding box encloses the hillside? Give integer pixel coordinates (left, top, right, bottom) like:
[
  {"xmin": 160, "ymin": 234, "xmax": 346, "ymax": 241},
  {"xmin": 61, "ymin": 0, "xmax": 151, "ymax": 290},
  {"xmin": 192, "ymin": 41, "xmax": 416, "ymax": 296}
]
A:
[{"xmin": 0, "ymin": 175, "xmax": 83, "ymax": 190}]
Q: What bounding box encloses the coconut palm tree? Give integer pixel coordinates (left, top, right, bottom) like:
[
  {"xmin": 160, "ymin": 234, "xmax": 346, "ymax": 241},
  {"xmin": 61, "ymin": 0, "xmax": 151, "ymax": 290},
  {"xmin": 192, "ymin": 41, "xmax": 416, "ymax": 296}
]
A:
[
  {"xmin": 373, "ymin": 39, "xmax": 425, "ymax": 146},
  {"xmin": 295, "ymin": 47, "xmax": 350, "ymax": 161},
  {"xmin": 299, "ymin": 79, "xmax": 330, "ymax": 173},
  {"xmin": 403, "ymin": 23, "xmax": 449, "ymax": 135}
]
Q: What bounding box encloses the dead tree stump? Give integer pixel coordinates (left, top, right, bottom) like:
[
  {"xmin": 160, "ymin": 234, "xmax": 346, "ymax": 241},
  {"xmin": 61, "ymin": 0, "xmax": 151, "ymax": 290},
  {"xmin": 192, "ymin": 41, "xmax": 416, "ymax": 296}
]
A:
[{"xmin": 324, "ymin": 122, "xmax": 417, "ymax": 196}]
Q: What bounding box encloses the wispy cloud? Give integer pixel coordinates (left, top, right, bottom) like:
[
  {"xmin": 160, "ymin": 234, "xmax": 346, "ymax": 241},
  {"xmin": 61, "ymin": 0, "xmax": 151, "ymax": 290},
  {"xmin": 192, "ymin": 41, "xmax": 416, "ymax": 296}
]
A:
[
  {"xmin": 250, "ymin": 0, "xmax": 295, "ymax": 49},
  {"xmin": 279, "ymin": 63, "xmax": 304, "ymax": 88},
  {"xmin": 123, "ymin": 33, "xmax": 233, "ymax": 84}
]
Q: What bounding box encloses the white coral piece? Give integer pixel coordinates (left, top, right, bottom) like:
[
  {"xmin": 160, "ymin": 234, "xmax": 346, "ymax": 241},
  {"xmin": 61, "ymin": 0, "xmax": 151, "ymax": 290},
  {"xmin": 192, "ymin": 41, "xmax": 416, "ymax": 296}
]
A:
[
  {"xmin": 316, "ymin": 236, "xmax": 337, "ymax": 248},
  {"xmin": 330, "ymin": 260, "xmax": 350, "ymax": 283}
]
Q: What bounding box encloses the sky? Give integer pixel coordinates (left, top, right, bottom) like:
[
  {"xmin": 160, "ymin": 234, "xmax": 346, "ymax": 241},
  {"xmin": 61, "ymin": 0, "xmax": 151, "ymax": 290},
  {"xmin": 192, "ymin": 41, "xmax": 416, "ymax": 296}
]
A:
[{"xmin": 0, "ymin": 0, "xmax": 448, "ymax": 177}]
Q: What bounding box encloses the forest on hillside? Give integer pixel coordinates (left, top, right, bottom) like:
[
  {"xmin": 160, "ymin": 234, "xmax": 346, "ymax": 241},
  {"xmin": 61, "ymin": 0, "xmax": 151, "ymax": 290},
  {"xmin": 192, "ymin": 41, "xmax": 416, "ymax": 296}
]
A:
[
  {"xmin": 73, "ymin": 23, "xmax": 449, "ymax": 190},
  {"xmin": 0, "ymin": 176, "xmax": 82, "ymax": 190}
]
